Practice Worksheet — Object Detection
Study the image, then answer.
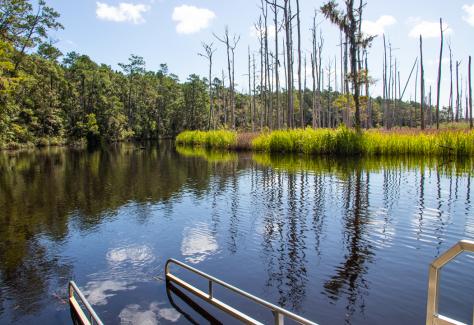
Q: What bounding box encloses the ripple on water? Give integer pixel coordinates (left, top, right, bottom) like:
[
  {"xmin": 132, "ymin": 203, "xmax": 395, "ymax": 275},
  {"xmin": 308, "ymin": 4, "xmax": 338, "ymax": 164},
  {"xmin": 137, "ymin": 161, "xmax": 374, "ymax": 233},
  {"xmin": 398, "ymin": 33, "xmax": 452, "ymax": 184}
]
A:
[{"xmin": 181, "ymin": 223, "xmax": 219, "ymax": 264}]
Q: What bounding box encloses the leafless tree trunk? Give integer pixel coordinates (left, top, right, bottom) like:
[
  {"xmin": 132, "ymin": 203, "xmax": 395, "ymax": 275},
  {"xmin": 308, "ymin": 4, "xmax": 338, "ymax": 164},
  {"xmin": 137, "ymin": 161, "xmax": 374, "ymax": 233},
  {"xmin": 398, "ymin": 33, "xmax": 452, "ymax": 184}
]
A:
[
  {"xmin": 383, "ymin": 34, "xmax": 388, "ymax": 129},
  {"xmin": 222, "ymin": 69, "xmax": 227, "ymax": 125},
  {"xmin": 420, "ymin": 35, "xmax": 425, "ymax": 130},
  {"xmin": 436, "ymin": 18, "xmax": 444, "ymax": 129},
  {"xmin": 283, "ymin": 37, "xmax": 288, "ymax": 127},
  {"xmin": 296, "ymin": 0, "xmax": 303, "ymax": 128},
  {"xmin": 198, "ymin": 42, "xmax": 216, "ymax": 130},
  {"xmin": 428, "ymin": 86, "xmax": 432, "ymax": 127},
  {"xmin": 449, "ymin": 43, "xmax": 454, "ymax": 123},
  {"xmin": 311, "ymin": 52, "xmax": 317, "ymax": 128},
  {"xmin": 456, "ymin": 61, "xmax": 460, "ymax": 122},
  {"xmin": 214, "ymin": 27, "xmax": 240, "ymax": 129},
  {"xmin": 469, "ymin": 55, "xmax": 473, "ymax": 129},
  {"xmin": 253, "ymin": 54, "xmax": 257, "ymax": 131},
  {"xmin": 248, "ymin": 46, "xmax": 253, "ymax": 131},
  {"xmin": 365, "ymin": 51, "xmax": 371, "ymax": 128},
  {"xmin": 318, "ymin": 32, "xmax": 324, "ymax": 127},
  {"xmin": 271, "ymin": 1, "xmax": 280, "ymax": 129}
]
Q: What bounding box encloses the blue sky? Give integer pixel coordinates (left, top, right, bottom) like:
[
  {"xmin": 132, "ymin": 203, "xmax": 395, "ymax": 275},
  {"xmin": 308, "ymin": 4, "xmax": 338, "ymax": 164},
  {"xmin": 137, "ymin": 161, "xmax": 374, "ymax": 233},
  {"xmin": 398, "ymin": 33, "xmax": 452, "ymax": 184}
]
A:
[{"xmin": 49, "ymin": 0, "xmax": 474, "ymax": 106}]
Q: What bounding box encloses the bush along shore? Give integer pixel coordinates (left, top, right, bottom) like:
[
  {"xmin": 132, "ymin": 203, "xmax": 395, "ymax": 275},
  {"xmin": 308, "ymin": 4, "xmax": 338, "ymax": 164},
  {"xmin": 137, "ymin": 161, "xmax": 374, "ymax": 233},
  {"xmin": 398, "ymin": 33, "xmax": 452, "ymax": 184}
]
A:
[{"xmin": 176, "ymin": 127, "xmax": 474, "ymax": 157}]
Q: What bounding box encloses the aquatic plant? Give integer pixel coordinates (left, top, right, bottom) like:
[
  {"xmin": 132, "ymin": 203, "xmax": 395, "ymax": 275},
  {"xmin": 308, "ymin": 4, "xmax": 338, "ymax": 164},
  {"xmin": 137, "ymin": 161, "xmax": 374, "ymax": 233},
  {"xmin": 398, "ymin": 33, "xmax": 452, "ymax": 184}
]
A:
[
  {"xmin": 253, "ymin": 127, "xmax": 474, "ymax": 157},
  {"xmin": 175, "ymin": 130, "xmax": 237, "ymax": 149},
  {"xmin": 177, "ymin": 127, "xmax": 474, "ymax": 157}
]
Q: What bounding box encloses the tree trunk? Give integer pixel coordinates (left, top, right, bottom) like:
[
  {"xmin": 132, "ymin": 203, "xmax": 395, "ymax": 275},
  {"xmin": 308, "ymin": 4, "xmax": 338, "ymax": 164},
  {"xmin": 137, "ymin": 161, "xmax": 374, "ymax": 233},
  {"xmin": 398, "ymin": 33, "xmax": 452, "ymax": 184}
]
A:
[
  {"xmin": 273, "ymin": 1, "xmax": 280, "ymax": 129},
  {"xmin": 456, "ymin": 61, "xmax": 460, "ymax": 122},
  {"xmin": 283, "ymin": 1, "xmax": 293, "ymax": 128},
  {"xmin": 296, "ymin": 0, "xmax": 303, "ymax": 128},
  {"xmin": 420, "ymin": 35, "xmax": 425, "ymax": 130},
  {"xmin": 469, "ymin": 55, "xmax": 473, "ymax": 129},
  {"xmin": 436, "ymin": 18, "xmax": 443, "ymax": 129}
]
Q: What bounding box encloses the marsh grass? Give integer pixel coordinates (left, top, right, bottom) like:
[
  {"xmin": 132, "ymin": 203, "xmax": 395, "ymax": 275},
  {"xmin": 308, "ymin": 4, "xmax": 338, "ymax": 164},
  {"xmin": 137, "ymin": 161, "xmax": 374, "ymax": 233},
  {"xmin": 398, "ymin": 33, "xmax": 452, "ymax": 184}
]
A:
[
  {"xmin": 253, "ymin": 126, "xmax": 474, "ymax": 157},
  {"xmin": 176, "ymin": 127, "xmax": 474, "ymax": 157},
  {"xmin": 175, "ymin": 130, "xmax": 237, "ymax": 149}
]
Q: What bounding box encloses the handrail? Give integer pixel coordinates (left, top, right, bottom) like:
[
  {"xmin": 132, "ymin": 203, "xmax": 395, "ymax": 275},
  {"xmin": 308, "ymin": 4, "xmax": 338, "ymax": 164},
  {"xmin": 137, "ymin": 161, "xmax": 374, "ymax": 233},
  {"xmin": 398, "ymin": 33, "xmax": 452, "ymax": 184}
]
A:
[
  {"xmin": 426, "ymin": 240, "xmax": 474, "ymax": 325},
  {"xmin": 165, "ymin": 258, "xmax": 318, "ymax": 325},
  {"xmin": 69, "ymin": 281, "xmax": 104, "ymax": 325}
]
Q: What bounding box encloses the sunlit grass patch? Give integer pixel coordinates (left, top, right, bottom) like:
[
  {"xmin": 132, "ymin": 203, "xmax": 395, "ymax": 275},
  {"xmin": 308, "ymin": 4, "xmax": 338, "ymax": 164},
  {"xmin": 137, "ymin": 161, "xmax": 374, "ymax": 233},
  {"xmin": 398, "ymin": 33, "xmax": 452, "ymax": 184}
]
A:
[
  {"xmin": 175, "ymin": 130, "xmax": 237, "ymax": 149},
  {"xmin": 252, "ymin": 127, "xmax": 474, "ymax": 157}
]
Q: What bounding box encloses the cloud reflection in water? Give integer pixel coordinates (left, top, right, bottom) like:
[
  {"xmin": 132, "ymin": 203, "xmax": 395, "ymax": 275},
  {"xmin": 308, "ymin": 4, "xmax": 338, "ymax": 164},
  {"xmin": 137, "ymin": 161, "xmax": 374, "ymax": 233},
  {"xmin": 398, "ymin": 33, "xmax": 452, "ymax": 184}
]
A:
[
  {"xmin": 84, "ymin": 244, "xmax": 156, "ymax": 306},
  {"xmin": 119, "ymin": 302, "xmax": 181, "ymax": 325},
  {"xmin": 181, "ymin": 223, "xmax": 218, "ymax": 264}
]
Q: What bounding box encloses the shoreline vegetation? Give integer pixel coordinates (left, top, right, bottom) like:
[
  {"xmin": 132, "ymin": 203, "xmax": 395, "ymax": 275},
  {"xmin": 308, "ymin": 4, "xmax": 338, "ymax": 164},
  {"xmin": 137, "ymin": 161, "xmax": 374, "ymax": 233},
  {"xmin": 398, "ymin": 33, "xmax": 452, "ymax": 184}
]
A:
[{"xmin": 176, "ymin": 127, "xmax": 474, "ymax": 157}]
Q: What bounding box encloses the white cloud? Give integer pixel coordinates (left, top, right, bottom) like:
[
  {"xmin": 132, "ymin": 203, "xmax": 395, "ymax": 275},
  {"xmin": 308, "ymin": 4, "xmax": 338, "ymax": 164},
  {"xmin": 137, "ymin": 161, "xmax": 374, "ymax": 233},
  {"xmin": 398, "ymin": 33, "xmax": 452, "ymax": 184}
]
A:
[
  {"xmin": 172, "ymin": 5, "xmax": 215, "ymax": 34},
  {"xmin": 408, "ymin": 20, "xmax": 453, "ymax": 38},
  {"xmin": 96, "ymin": 2, "xmax": 150, "ymax": 24},
  {"xmin": 362, "ymin": 15, "xmax": 397, "ymax": 36},
  {"xmin": 463, "ymin": 4, "xmax": 474, "ymax": 26}
]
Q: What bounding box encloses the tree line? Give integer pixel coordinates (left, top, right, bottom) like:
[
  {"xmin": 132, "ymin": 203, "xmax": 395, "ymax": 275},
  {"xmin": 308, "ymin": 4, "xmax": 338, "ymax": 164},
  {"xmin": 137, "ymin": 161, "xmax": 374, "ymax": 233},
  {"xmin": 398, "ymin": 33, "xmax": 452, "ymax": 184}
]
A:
[
  {"xmin": 0, "ymin": 0, "xmax": 212, "ymax": 147},
  {"xmin": 1, "ymin": 0, "xmax": 473, "ymax": 148},
  {"xmin": 205, "ymin": 0, "xmax": 473, "ymax": 132}
]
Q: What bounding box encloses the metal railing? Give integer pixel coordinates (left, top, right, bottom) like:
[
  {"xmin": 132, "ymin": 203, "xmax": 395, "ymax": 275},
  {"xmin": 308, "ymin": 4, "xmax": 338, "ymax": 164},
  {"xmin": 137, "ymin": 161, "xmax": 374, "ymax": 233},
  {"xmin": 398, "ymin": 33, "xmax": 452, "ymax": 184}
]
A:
[
  {"xmin": 165, "ymin": 258, "xmax": 318, "ymax": 325},
  {"xmin": 69, "ymin": 281, "xmax": 104, "ymax": 325},
  {"xmin": 426, "ymin": 240, "xmax": 474, "ymax": 325}
]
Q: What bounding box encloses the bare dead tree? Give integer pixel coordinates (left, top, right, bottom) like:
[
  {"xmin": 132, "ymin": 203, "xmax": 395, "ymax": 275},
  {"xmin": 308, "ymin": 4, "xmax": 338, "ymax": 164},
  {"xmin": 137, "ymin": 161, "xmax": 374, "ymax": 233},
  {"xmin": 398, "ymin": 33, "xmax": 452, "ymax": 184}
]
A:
[
  {"xmin": 311, "ymin": 52, "xmax": 317, "ymax": 128},
  {"xmin": 248, "ymin": 46, "xmax": 253, "ymax": 131},
  {"xmin": 256, "ymin": 17, "xmax": 264, "ymax": 130},
  {"xmin": 365, "ymin": 50, "xmax": 371, "ymax": 128},
  {"xmin": 469, "ymin": 55, "xmax": 473, "ymax": 129},
  {"xmin": 214, "ymin": 27, "xmax": 240, "ymax": 129},
  {"xmin": 436, "ymin": 18, "xmax": 444, "ymax": 129},
  {"xmin": 383, "ymin": 34, "xmax": 388, "ymax": 128},
  {"xmin": 269, "ymin": 0, "xmax": 281, "ymax": 129},
  {"xmin": 456, "ymin": 60, "xmax": 461, "ymax": 122},
  {"xmin": 253, "ymin": 53, "xmax": 257, "ymax": 131},
  {"xmin": 318, "ymin": 31, "xmax": 324, "ymax": 127},
  {"xmin": 198, "ymin": 42, "xmax": 217, "ymax": 130},
  {"xmin": 222, "ymin": 69, "xmax": 227, "ymax": 125},
  {"xmin": 420, "ymin": 35, "xmax": 425, "ymax": 130},
  {"xmin": 296, "ymin": 0, "xmax": 303, "ymax": 128},
  {"xmin": 271, "ymin": 0, "xmax": 294, "ymax": 128},
  {"xmin": 449, "ymin": 42, "xmax": 454, "ymax": 123},
  {"xmin": 311, "ymin": 11, "xmax": 318, "ymax": 128}
]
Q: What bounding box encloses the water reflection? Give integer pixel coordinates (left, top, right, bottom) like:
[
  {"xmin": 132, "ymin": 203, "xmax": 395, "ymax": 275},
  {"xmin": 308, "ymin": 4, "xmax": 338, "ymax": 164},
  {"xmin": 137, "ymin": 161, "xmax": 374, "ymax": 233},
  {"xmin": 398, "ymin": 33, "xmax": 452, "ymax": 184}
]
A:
[
  {"xmin": 0, "ymin": 145, "xmax": 473, "ymax": 324},
  {"xmin": 181, "ymin": 224, "xmax": 219, "ymax": 264},
  {"xmin": 83, "ymin": 280, "xmax": 136, "ymax": 306},
  {"xmin": 119, "ymin": 302, "xmax": 181, "ymax": 325},
  {"xmin": 323, "ymin": 168, "xmax": 373, "ymax": 323}
]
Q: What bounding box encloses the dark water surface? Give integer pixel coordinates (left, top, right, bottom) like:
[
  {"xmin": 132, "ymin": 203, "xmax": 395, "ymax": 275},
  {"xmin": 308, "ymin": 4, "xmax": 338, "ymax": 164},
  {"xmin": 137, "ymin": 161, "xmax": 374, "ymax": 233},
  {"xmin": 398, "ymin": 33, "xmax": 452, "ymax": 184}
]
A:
[{"xmin": 1, "ymin": 142, "xmax": 473, "ymax": 325}]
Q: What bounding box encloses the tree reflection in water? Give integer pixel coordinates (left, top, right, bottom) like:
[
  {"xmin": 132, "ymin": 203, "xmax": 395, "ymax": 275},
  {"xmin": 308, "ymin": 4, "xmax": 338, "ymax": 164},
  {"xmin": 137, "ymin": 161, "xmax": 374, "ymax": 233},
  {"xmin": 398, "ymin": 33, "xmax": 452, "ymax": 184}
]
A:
[
  {"xmin": 323, "ymin": 167, "xmax": 373, "ymax": 324},
  {"xmin": 1, "ymin": 145, "xmax": 473, "ymax": 324}
]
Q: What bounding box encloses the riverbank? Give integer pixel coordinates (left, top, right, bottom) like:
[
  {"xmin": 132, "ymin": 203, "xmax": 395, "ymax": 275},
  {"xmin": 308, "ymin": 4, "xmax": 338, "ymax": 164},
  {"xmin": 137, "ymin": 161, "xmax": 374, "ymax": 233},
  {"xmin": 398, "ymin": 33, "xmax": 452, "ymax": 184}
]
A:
[{"xmin": 176, "ymin": 127, "xmax": 474, "ymax": 157}]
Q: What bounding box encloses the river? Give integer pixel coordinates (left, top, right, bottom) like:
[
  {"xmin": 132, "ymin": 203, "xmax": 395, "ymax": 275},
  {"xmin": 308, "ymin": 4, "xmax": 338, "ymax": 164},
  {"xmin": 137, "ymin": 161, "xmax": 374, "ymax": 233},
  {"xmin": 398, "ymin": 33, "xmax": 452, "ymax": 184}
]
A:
[{"xmin": 0, "ymin": 142, "xmax": 473, "ymax": 324}]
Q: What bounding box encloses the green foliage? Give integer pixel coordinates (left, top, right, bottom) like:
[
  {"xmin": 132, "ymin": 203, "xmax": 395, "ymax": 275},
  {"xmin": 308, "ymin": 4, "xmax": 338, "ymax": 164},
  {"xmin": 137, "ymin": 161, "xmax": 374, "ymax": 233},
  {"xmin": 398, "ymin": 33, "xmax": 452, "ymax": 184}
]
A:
[{"xmin": 176, "ymin": 130, "xmax": 237, "ymax": 149}]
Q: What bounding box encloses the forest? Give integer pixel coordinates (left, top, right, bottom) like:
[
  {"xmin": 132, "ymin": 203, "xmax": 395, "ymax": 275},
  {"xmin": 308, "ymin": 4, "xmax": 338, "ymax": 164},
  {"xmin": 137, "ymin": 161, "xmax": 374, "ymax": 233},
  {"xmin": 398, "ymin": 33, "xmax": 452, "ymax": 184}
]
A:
[{"xmin": 0, "ymin": 0, "xmax": 472, "ymax": 150}]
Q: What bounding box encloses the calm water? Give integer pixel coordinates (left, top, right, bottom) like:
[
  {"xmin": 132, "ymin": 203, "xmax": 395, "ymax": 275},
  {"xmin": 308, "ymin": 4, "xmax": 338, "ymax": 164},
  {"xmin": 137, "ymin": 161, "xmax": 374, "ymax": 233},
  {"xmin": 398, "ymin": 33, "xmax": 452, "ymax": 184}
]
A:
[{"xmin": 0, "ymin": 142, "xmax": 473, "ymax": 325}]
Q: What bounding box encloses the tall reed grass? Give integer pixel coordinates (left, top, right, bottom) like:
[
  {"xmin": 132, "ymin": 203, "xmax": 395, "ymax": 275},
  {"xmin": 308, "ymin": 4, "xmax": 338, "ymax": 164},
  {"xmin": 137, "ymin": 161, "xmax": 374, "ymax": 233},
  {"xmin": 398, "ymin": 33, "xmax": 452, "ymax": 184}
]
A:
[
  {"xmin": 175, "ymin": 130, "xmax": 237, "ymax": 149},
  {"xmin": 177, "ymin": 127, "xmax": 474, "ymax": 157},
  {"xmin": 252, "ymin": 126, "xmax": 474, "ymax": 157}
]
